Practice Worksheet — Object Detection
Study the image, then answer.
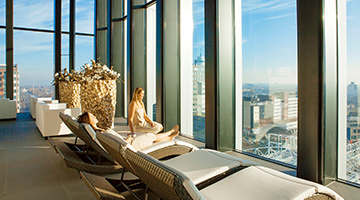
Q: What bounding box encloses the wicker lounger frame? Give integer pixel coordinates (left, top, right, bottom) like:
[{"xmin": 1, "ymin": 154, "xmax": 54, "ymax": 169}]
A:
[
  {"xmin": 79, "ymin": 131, "xmax": 196, "ymax": 199},
  {"xmin": 49, "ymin": 112, "xmax": 122, "ymax": 174}
]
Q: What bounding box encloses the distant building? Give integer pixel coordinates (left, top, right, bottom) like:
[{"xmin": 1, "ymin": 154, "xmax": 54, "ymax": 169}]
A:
[
  {"xmin": 243, "ymin": 92, "xmax": 298, "ymax": 133},
  {"xmin": 193, "ymin": 54, "xmax": 205, "ymax": 116},
  {"xmin": 273, "ymin": 92, "xmax": 298, "ymax": 121},
  {"xmin": 347, "ymin": 82, "xmax": 358, "ymax": 117},
  {"xmin": 0, "ymin": 64, "xmax": 20, "ymax": 112},
  {"xmin": 347, "ymin": 116, "xmax": 360, "ymax": 142}
]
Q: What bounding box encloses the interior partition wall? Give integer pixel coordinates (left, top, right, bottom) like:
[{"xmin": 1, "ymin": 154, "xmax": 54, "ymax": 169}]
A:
[
  {"xmin": 6, "ymin": 0, "xmax": 13, "ymax": 100},
  {"xmin": 204, "ymin": 0, "xmax": 239, "ymax": 151},
  {"xmin": 96, "ymin": 0, "xmax": 108, "ymax": 65},
  {"xmin": 297, "ymin": 0, "xmax": 325, "ymax": 183},
  {"xmin": 129, "ymin": 0, "xmax": 148, "ymax": 116},
  {"xmin": 156, "ymin": 0, "xmax": 181, "ymax": 131},
  {"xmin": 112, "ymin": 0, "xmax": 127, "ymax": 117}
]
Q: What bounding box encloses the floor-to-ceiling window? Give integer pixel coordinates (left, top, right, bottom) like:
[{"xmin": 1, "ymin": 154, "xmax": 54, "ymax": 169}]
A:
[
  {"xmin": 240, "ymin": 0, "xmax": 298, "ymax": 166},
  {"xmin": 61, "ymin": 0, "xmax": 70, "ymax": 70},
  {"xmin": 338, "ymin": 0, "xmax": 360, "ymax": 185},
  {"xmin": 146, "ymin": 1, "xmax": 156, "ymax": 121},
  {"xmin": 1, "ymin": 0, "xmax": 95, "ymax": 112},
  {"xmin": 14, "ymin": 0, "xmax": 55, "ymax": 112},
  {"xmin": 75, "ymin": 0, "xmax": 94, "ymax": 71},
  {"xmin": 190, "ymin": 0, "xmax": 205, "ymax": 141},
  {"xmin": 0, "ymin": 0, "xmax": 6, "ymax": 100}
]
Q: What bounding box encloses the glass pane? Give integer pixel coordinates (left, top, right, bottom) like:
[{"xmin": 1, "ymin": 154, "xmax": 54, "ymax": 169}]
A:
[
  {"xmin": 75, "ymin": 35, "xmax": 94, "ymax": 71},
  {"xmin": 97, "ymin": 0, "xmax": 107, "ymax": 28},
  {"xmin": 340, "ymin": 0, "xmax": 360, "ymax": 184},
  {"xmin": 62, "ymin": 0, "xmax": 70, "ymax": 32},
  {"xmin": 0, "ymin": 29, "xmax": 6, "ymax": 99},
  {"xmin": 191, "ymin": 0, "xmax": 205, "ymax": 141},
  {"xmin": 76, "ymin": 0, "xmax": 94, "ymax": 34},
  {"xmin": 146, "ymin": 4, "xmax": 156, "ymax": 121},
  {"xmin": 0, "ymin": 0, "xmax": 5, "ymax": 26},
  {"xmin": 14, "ymin": 31, "xmax": 54, "ymax": 112},
  {"xmin": 241, "ymin": 0, "xmax": 298, "ymax": 166},
  {"xmin": 14, "ymin": 0, "xmax": 54, "ymax": 30},
  {"xmin": 62, "ymin": 33, "xmax": 69, "ymax": 70},
  {"xmin": 97, "ymin": 30, "xmax": 107, "ymax": 64}
]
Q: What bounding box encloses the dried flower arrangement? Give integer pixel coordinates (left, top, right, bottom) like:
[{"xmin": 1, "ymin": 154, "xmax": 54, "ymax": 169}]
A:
[
  {"xmin": 52, "ymin": 59, "xmax": 122, "ymax": 128},
  {"xmin": 53, "ymin": 68, "xmax": 82, "ymax": 85},
  {"xmin": 53, "ymin": 59, "xmax": 123, "ymax": 85},
  {"xmin": 79, "ymin": 60, "xmax": 121, "ymax": 129},
  {"xmin": 80, "ymin": 60, "xmax": 122, "ymax": 83}
]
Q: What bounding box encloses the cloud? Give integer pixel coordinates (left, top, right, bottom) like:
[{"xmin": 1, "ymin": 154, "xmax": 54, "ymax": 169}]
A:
[
  {"xmin": 242, "ymin": 0, "xmax": 295, "ymax": 14},
  {"xmin": 13, "ymin": 31, "xmax": 53, "ymax": 53},
  {"xmin": 193, "ymin": 40, "xmax": 204, "ymax": 49},
  {"xmin": 14, "ymin": 0, "xmax": 54, "ymax": 29},
  {"xmin": 262, "ymin": 13, "xmax": 294, "ymax": 20},
  {"xmin": 193, "ymin": 1, "xmax": 204, "ymax": 28}
]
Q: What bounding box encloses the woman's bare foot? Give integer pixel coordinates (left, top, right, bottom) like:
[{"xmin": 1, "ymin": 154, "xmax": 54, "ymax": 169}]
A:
[
  {"xmin": 171, "ymin": 125, "xmax": 179, "ymax": 134},
  {"xmin": 170, "ymin": 131, "xmax": 179, "ymax": 138}
]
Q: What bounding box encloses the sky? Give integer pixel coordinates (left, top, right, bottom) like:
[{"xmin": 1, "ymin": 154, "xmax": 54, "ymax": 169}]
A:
[
  {"xmin": 0, "ymin": 0, "xmax": 358, "ymax": 87},
  {"xmin": 0, "ymin": 0, "xmax": 94, "ymax": 86}
]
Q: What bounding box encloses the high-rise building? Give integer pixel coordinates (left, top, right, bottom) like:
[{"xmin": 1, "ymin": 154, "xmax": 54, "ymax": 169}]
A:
[
  {"xmin": 0, "ymin": 64, "xmax": 20, "ymax": 112},
  {"xmin": 193, "ymin": 54, "xmax": 205, "ymax": 116},
  {"xmin": 347, "ymin": 81, "xmax": 358, "ymax": 117},
  {"xmin": 272, "ymin": 92, "xmax": 298, "ymax": 130}
]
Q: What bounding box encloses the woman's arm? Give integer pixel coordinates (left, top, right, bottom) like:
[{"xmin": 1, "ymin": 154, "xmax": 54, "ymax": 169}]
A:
[
  {"xmin": 142, "ymin": 103, "xmax": 155, "ymax": 127},
  {"xmin": 128, "ymin": 101, "xmax": 136, "ymax": 133}
]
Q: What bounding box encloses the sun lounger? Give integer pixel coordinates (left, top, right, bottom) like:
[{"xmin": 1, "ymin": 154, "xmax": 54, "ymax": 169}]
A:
[
  {"xmin": 126, "ymin": 150, "xmax": 344, "ymax": 200},
  {"xmin": 81, "ymin": 131, "xmax": 343, "ymax": 200},
  {"xmin": 79, "ymin": 131, "xmax": 256, "ymax": 199},
  {"xmin": 51, "ymin": 112, "xmax": 198, "ymax": 174}
]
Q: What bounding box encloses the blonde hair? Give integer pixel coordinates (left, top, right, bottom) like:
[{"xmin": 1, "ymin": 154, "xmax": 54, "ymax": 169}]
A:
[{"xmin": 132, "ymin": 87, "xmax": 144, "ymax": 105}]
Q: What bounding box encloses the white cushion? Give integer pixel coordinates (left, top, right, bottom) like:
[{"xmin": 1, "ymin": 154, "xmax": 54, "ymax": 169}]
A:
[
  {"xmin": 140, "ymin": 140, "xmax": 199, "ymax": 153},
  {"xmin": 102, "ymin": 130, "xmax": 137, "ymax": 152},
  {"xmin": 254, "ymin": 166, "xmax": 343, "ymax": 200},
  {"xmin": 200, "ymin": 166, "xmax": 343, "ymax": 200},
  {"xmin": 163, "ymin": 149, "xmax": 257, "ymax": 185}
]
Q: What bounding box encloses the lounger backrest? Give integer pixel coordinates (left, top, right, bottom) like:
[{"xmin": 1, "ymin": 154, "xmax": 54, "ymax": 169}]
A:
[
  {"xmin": 97, "ymin": 131, "xmax": 137, "ymax": 174},
  {"xmin": 125, "ymin": 150, "xmax": 205, "ymax": 200},
  {"xmin": 59, "ymin": 112, "xmax": 114, "ymax": 162},
  {"xmin": 82, "ymin": 123, "xmax": 105, "ymax": 150}
]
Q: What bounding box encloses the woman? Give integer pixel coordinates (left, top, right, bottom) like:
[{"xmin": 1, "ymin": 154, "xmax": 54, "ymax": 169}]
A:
[
  {"xmin": 77, "ymin": 112, "xmax": 179, "ymax": 151},
  {"xmin": 128, "ymin": 87, "xmax": 163, "ymax": 134}
]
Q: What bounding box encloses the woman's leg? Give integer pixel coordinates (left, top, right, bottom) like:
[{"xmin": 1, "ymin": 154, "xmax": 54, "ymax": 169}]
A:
[
  {"xmin": 153, "ymin": 125, "xmax": 179, "ymax": 142},
  {"xmin": 154, "ymin": 131, "xmax": 179, "ymax": 142}
]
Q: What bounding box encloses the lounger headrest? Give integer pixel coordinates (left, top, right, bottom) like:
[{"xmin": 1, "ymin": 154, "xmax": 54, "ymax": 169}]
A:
[{"xmin": 82, "ymin": 123, "xmax": 106, "ymax": 150}]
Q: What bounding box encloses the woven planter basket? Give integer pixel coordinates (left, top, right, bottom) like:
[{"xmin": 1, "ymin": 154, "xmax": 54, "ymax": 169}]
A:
[
  {"xmin": 80, "ymin": 80, "xmax": 117, "ymax": 129},
  {"xmin": 59, "ymin": 81, "xmax": 81, "ymax": 109}
]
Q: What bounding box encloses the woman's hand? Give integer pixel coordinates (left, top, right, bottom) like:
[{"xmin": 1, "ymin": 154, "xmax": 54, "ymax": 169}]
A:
[{"xmin": 127, "ymin": 132, "xmax": 136, "ymax": 137}]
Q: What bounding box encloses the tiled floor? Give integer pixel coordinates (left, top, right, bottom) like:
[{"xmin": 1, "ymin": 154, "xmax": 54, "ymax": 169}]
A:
[
  {"xmin": 0, "ymin": 113, "xmax": 95, "ymax": 200},
  {"xmin": 1, "ymin": 113, "xmax": 359, "ymax": 200}
]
